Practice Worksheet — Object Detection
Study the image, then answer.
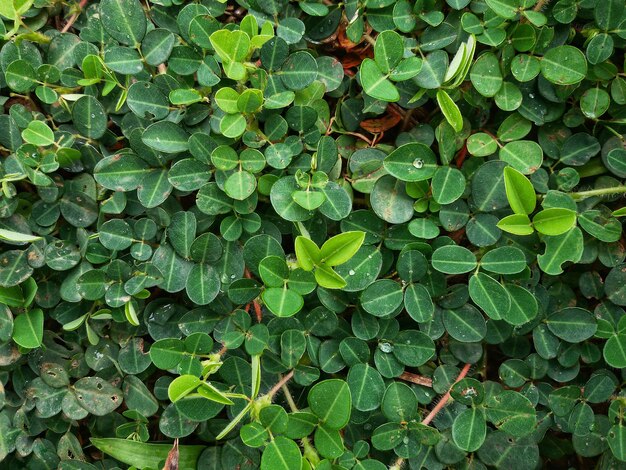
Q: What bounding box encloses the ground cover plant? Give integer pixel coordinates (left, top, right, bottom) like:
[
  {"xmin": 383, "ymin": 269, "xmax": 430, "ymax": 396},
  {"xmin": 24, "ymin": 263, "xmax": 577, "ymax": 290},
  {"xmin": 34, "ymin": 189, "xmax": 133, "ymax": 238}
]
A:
[{"xmin": 1, "ymin": 0, "xmax": 626, "ymax": 468}]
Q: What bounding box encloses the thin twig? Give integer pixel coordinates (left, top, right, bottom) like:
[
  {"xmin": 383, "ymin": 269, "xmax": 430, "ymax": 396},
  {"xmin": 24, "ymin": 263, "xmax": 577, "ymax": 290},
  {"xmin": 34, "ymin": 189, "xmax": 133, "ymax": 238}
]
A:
[
  {"xmin": 421, "ymin": 363, "xmax": 471, "ymax": 425},
  {"xmin": 244, "ymin": 268, "xmax": 263, "ymax": 322},
  {"xmin": 267, "ymin": 370, "xmax": 294, "ymax": 398},
  {"xmin": 533, "ymin": 0, "xmax": 550, "ymax": 11},
  {"xmin": 363, "ymin": 33, "xmax": 376, "ymax": 46},
  {"xmin": 399, "ymin": 371, "xmax": 433, "ymax": 387},
  {"xmin": 281, "ymin": 383, "xmax": 321, "ymax": 466},
  {"xmin": 281, "ymin": 383, "xmax": 299, "ymax": 412},
  {"xmin": 391, "ymin": 364, "xmax": 472, "ymax": 470},
  {"xmin": 61, "ymin": 0, "xmax": 88, "ymax": 33}
]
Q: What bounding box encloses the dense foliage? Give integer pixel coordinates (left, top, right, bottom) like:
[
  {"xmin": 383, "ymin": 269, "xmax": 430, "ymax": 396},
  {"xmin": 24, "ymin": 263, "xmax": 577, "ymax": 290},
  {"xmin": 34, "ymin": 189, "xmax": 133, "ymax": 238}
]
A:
[{"xmin": 1, "ymin": 0, "xmax": 626, "ymax": 468}]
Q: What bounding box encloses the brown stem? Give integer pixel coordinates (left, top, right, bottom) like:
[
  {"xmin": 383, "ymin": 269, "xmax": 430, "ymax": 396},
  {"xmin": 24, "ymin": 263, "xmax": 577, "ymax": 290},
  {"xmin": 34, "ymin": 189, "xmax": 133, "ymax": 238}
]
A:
[
  {"xmin": 343, "ymin": 131, "xmax": 373, "ymax": 145},
  {"xmin": 533, "ymin": 0, "xmax": 550, "ymax": 11},
  {"xmin": 267, "ymin": 370, "xmax": 294, "ymax": 399},
  {"xmin": 399, "ymin": 371, "xmax": 433, "ymax": 387},
  {"xmin": 61, "ymin": 0, "xmax": 88, "ymax": 33},
  {"xmin": 244, "ymin": 268, "xmax": 263, "ymax": 322},
  {"xmin": 421, "ymin": 363, "xmax": 471, "ymax": 425},
  {"xmin": 363, "ymin": 33, "xmax": 376, "ymax": 46},
  {"xmin": 325, "ymin": 116, "xmax": 336, "ymax": 136}
]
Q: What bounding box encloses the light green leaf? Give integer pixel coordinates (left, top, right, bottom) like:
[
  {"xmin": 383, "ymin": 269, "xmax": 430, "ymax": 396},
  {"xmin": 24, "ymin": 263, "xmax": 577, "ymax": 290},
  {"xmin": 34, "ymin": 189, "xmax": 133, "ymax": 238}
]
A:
[
  {"xmin": 12, "ymin": 308, "xmax": 43, "ymax": 349},
  {"xmin": 532, "ymin": 208, "xmax": 577, "ymax": 236},
  {"xmin": 503, "ymin": 166, "xmax": 536, "ymax": 215},
  {"xmin": 319, "ymin": 231, "xmax": 365, "ymax": 267},
  {"xmin": 436, "ymin": 89, "xmax": 463, "ymax": 132}
]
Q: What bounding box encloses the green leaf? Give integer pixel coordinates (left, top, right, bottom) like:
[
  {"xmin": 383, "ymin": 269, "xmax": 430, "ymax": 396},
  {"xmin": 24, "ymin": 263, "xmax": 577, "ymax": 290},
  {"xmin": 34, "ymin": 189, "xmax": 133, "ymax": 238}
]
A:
[
  {"xmin": 127, "ymin": 81, "xmax": 169, "ymax": 119},
  {"xmin": 485, "ymin": 0, "xmax": 518, "ymax": 18},
  {"xmin": 604, "ymin": 334, "xmax": 626, "ymax": 368},
  {"xmin": 74, "ymin": 377, "xmax": 123, "ymax": 416},
  {"xmin": 532, "ymin": 208, "xmax": 577, "ymax": 236},
  {"xmin": 197, "ymin": 382, "xmax": 235, "ymax": 405},
  {"xmin": 546, "ymin": 308, "xmax": 596, "ymax": 342},
  {"xmin": 295, "ymin": 236, "xmax": 321, "ymax": 271},
  {"xmin": 383, "ymin": 143, "xmax": 438, "ymax": 182},
  {"xmin": 504, "ymin": 166, "xmax": 536, "ymax": 215},
  {"xmin": 486, "ymin": 390, "xmax": 536, "ymax": 437},
  {"xmin": 73, "ymin": 96, "xmax": 108, "ymax": 139},
  {"xmin": 319, "ymin": 231, "xmax": 365, "ymax": 266},
  {"xmin": 314, "ymin": 425, "xmax": 344, "ymax": 458},
  {"xmin": 541, "ymin": 45, "xmax": 587, "ymax": 85},
  {"xmin": 470, "ymin": 52, "xmax": 502, "ymax": 97},
  {"xmin": 94, "ymin": 153, "xmax": 150, "ymax": 191},
  {"xmin": 371, "ymin": 175, "xmax": 415, "ymax": 224},
  {"xmin": 360, "ymin": 58, "xmax": 399, "ymax": 102},
  {"xmin": 240, "ymin": 422, "xmax": 269, "ymax": 448},
  {"xmin": 90, "ymin": 438, "xmax": 204, "ymax": 470},
  {"xmin": 347, "ymin": 364, "xmax": 385, "ymax": 412},
  {"xmin": 142, "ymin": 122, "xmax": 189, "ymax": 153},
  {"xmin": 12, "ymin": 308, "xmax": 43, "ymax": 349},
  {"xmin": 292, "ymin": 190, "xmax": 326, "ymax": 210},
  {"xmin": 100, "ymin": 0, "xmax": 147, "ymax": 45},
  {"xmin": 360, "ymin": 279, "xmax": 403, "ymax": 317},
  {"xmin": 431, "ymin": 245, "xmax": 477, "ymax": 274},
  {"xmin": 186, "ymin": 264, "xmax": 220, "ymax": 306},
  {"xmin": 0, "ymin": 229, "xmax": 41, "ymax": 243},
  {"xmin": 500, "ymin": 141, "xmax": 543, "ymax": 175},
  {"xmin": 220, "ymin": 113, "xmax": 247, "ymax": 138},
  {"xmin": 150, "ymin": 338, "xmax": 185, "ymax": 369},
  {"xmin": 443, "ymin": 304, "xmax": 487, "ymax": 342},
  {"xmin": 170, "ymin": 88, "xmax": 203, "ymax": 106},
  {"xmin": 436, "ymin": 89, "xmax": 463, "ymax": 132},
  {"xmin": 5, "ymin": 60, "xmax": 37, "ymax": 93},
  {"xmin": 308, "ymin": 379, "xmax": 351, "ymax": 429},
  {"xmin": 609, "ymin": 425, "xmax": 626, "ymax": 462},
  {"xmin": 224, "ymin": 171, "xmax": 257, "ymax": 201},
  {"xmin": 314, "ymin": 264, "xmax": 347, "ymax": 289},
  {"xmin": 210, "ymin": 30, "xmax": 250, "ymax": 63},
  {"xmin": 452, "ymin": 408, "xmax": 486, "ymax": 452},
  {"xmin": 497, "ymin": 213, "xmax": 534, "ymax": 235},
  {"xmin": 393, "ymin": 330, "xmax": 435, "ymax": 366},
  {"xmin": 21, "ymin": 121, "xmax": 54, "ymax": 147},
  {"xmin": 374, "ymin": 30, "xmax": 404, "ymax": 73},
  {"xmin": 261, "ymin": 437, "xmax": 302, "ymax": 470},
  {"xmin": 469, "ymin": 272, "xmax": 510, "ymax": 320},
  {"xmin": 262, "ymin": 287, "xmax": 304, "ymax": 317},
  {"xmin": 537, "ymin": 228, "xmax": 584, "ymax": 275},
  {"xmin": 280, "ymin": 51, "xmax": 318, "ymax": 90},
  {"xmin": 382, "ymin": 382, "xmax": 417, "ymax": 422},
  {"xmin": 431, "ymin": 166, "xmax": 465, "ymax": 205},
  {"xmin": 168, "ymin": 375, "xmax": 202, "ymax": 402}
]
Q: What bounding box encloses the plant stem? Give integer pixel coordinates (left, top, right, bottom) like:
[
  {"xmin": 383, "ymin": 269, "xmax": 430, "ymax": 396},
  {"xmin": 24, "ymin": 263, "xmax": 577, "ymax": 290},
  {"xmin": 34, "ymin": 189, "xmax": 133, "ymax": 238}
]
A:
[
  {"xmin": 281, "ymin": 383, "xmax": 321, "ymax": 466},
  {"xmin": 267, "ymin": 370, "xmax": 294, "ymax": 398},
  {"xmin": 281, "ymin": 383, "xmax": 299, "ymax": 413},
  {"xmin": 421, "ymin": 363, "xmax": 471, "ymax": 425},
  {"xmin": 363, "ymin": 33, "xmax": 376, "ymax": 46},
  {"xmin": 568, "ymin": 185, "xmax": 626, "ymax": 200},
  {"xmin": 399, "ymin": 371, "xmax": 433, "ymax": 387},
  {"xmin": 61, "ymin": 0, "xmax": 88, "ymax": 33},
  {"xmin": 391, "ymin": 364, "xmax": 472, "ymax": 469},
  {"xmin": 533, "ymin": 0, "xmax": 550, "ymax": 11}
]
